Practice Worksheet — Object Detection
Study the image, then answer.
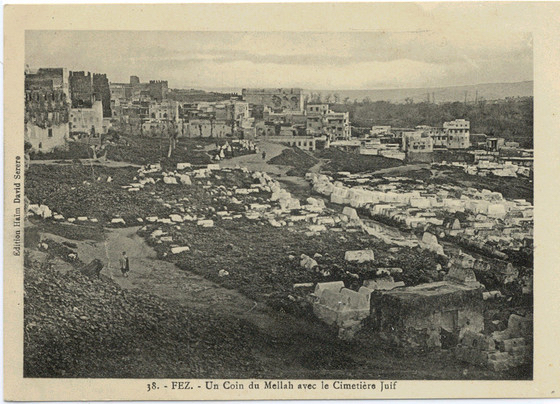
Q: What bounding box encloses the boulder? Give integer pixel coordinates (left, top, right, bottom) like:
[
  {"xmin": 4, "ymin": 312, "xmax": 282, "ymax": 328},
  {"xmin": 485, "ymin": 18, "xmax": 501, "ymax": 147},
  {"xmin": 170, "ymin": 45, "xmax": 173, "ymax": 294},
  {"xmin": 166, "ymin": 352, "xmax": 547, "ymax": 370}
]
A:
[
  {"xmin": 177, "ymin": 162, "xmax": 192, "ymax": 170},
  {"xmin": 150, "ymin": 229, "xmax": 164, "ymax": 238},
  {"xmin": 78, "ymin": 259, "xmax": 104, "ymax": 278},
  {"xmin": 507, "ymin": 314, "xmax": 532, "ymax": 339},
  {"xmin": 344, "ymin": 249, "xmax": 374, "ymax": 263},
  {"xmin": 197, "ymin": 219, "xmax": 214, "ymax": 228},
  {"xmin": 452, "ymin": 218, "xmax": 461, "ymax": 230},
  {"xmin": 171, "ymin": 246, "xmax": 190, "ymax": 254},
  {"xmin": 177, "ymin": 174, "xmax": 192, "ymax": 185},
  {"xmin": 306, "ymin": 197, "xmax": 326, "ymax": 209},
  {"xmin": 445, "ymin": 266, "xmax": 480, "ymax": 287},
  {"xmin": 163, "ymin": 176, "xmax": 178, "ymax": 185},
  {"xmin": 422, "ymin": 232, "xmax": 438, "ymax": 246},
  {"xmin": 300, "ymin": 254, "xmax": 318, "ymax": 270},
  {"xmin": 308, "ymin": 224, "xmax": 327, "ymax": 232},
  {"xmin": 342, "ymin": 206, "xmax": 359, "ymax": 221},
  {"xmin": 314, "ymin": 281, "xmax": 344, "ymax": 298},
  {"xmin": 31, "ymin": 204, "xmax": 52, "ymax": 219},
  {"xmin": 169, "ymin": 214, "xmax": 184, "ymax": 222}
]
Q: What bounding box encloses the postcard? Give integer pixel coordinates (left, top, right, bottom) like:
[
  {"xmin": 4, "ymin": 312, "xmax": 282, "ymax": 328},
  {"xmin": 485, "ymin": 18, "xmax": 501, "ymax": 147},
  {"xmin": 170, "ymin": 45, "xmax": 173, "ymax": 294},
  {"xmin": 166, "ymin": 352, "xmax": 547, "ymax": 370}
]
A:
[{"xmin": 4, "ymin": 2, "xmax": 560, "ymax": 401}]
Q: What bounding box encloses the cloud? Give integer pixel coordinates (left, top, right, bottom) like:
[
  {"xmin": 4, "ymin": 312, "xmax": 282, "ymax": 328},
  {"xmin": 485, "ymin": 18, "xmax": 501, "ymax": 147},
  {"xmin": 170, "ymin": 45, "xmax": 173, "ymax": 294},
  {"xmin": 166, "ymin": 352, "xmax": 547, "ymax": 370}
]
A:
[{"xmin": 25, "ymin": 30, "xmax": 532, "ymax": 89}]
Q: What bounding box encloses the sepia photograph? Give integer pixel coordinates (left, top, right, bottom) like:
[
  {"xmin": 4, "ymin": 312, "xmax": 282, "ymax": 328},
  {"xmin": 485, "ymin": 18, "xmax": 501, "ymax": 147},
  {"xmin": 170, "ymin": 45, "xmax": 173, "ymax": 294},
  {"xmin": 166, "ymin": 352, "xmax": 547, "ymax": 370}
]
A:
[
  {"xmin": 22, "ymin": 27, "xmax": 534, "ymax": 379},
  {"xmin": 4, "ymin": 2, "xmax": 560, "ymax": 401}
]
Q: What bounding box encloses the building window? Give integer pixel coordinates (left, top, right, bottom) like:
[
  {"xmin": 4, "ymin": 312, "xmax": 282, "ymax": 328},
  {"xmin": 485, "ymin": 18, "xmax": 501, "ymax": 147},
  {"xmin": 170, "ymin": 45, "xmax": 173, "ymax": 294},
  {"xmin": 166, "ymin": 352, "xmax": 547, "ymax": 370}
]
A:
[{"xmin": 48, "ymin": 128, "xmax": 53, "ymax": 138}]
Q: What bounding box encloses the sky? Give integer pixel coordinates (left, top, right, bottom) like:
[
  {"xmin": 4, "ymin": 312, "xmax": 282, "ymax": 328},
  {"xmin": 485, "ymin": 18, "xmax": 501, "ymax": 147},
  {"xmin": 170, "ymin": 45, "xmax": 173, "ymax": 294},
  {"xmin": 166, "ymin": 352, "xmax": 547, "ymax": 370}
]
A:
[{"xmin": 25, "ymin": 30, "xmax": 533, "ymax": 91}]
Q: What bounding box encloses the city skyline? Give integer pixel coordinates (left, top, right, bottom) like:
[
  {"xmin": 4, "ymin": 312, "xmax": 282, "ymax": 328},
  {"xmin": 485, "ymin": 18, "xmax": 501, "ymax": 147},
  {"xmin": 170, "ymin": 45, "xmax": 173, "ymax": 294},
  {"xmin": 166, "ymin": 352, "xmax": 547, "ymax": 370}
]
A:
[{"xmin": 26, "ymin": 30, "xmax": 532, "ymax": 91}]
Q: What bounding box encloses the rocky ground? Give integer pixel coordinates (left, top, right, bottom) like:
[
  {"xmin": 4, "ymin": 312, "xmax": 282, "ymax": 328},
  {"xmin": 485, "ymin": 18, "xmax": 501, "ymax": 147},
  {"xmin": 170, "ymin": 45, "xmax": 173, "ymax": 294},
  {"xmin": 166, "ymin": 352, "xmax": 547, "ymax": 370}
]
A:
[
  {"xmin": 24, "ymin": 253, "xmax": 263, "ymax": 378},
  {"xmin": 24, "ymin": 139, "xmax": 532, "ymax": 379},
  {"xmin": 25, "ymin": 224, "xmax": 527, "ymax": 380},
  {"xmin": 269, "ymin": 147, "xmax": 320, "ymax": 176},
  {"xmin": 315, "ymin": 148, "xmax": 404, "ymax": 174}
]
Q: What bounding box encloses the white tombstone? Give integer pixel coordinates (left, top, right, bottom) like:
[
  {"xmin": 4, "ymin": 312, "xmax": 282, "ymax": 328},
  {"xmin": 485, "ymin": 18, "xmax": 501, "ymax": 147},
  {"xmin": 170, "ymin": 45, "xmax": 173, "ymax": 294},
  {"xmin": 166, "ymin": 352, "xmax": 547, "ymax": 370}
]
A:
[
  {"xmin": 171, "ymin": 246, "xmax": 190, "ymax": 254},
  {"xmin": 344, "ymin": 249, "xmax": 375, "ymax": 263}
]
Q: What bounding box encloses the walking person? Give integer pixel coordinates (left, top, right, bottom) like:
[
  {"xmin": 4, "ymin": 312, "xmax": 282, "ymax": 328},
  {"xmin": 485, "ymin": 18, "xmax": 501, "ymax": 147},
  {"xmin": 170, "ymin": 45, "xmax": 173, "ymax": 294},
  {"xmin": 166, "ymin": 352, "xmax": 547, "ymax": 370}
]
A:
[
  {"xmin": 262, "ymin": 150, "xmax": 266, "ymax": 160},
  {"xmin": 120, "ymin": 251, "xmax": 130, "ymax": 278}
]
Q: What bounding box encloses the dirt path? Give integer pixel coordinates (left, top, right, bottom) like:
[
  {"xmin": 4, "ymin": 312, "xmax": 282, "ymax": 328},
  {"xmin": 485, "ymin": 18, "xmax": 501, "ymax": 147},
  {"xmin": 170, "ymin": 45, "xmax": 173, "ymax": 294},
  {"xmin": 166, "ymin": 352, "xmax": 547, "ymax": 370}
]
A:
[
  {"xmin": 42, "ymin": 226, "xmax": 330, "ymax": 343},
  {"xmin": 219, "ymin": 141, "xmax": 291, "ymax": 175},
  {"xmin": 35, "ymin": 222, "xmax": 508, "ymax": 379}
]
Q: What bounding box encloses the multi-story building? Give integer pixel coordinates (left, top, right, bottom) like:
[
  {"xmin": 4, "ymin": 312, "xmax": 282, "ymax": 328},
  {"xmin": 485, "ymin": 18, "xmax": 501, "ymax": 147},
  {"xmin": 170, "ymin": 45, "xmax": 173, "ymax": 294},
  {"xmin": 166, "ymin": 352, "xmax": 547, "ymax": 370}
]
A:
[
  {"xmin": 109, "ymin": 82, "xmax": 132, "ymax": 102},
  {"xmin": 242, "ymin": 88, "xmax": 304, "ymax": 113},
  {"xmin": 142, "ymin": 119, "xmax": 181, "ymax": 137},
  {"xmin": 306, "ymin": 114, "xmax": 324, "ymax": 134},
  {"xmin": 303, "ymin": 104, "xmax": 351, "ymax": 141},
  {"xmin": 443, "ymin": 119, "xmax": 470, "ymax": 149},
  {"xmin": 93, "ymin": 73, "xmax": 112, "ymax": 118},
  {"xmin": 70, "ymin": 100, "xmax": 106, "ymax": 135},
  {"xmin": 148, "ymin": 80, "xmax": 168, "ymax": 102},
  {"xmin": 402, "ymin": 130, "xmax": 434, "ymax": 152},
  {"xmin": 148, "ymin": 100, "xmax": 179, "ymax": 122},
  {"xmin": 324, "ymin": 112, "xmax": 351, "ymax": 140},
  {"xmin": 197, "ymin": 100, "xmax": 249, "ymax": 123},
  {"xmin": 25, "ymin": 67, "xmax": 69, "ymax": 99},
  {"xmin": 183, "ymin": 119, "xmax": 232, "ymax": 138},
  {"xmin": 69, "ymin": 71, "xmax": 94, "ymax": 108},
  {"xmin": 306, "ymin": 103, "xmax": 330, "ymax": 115},
  {"xmin": 24, "ymin": 68, "xmax": 70, "ymax": 152},
  {"xmin": 110, "ymin": 76, "xmax": 168, "ymax": 103},
  {"xmin": 403, "ymin": 120, "xmax": 470, "ymax": 149},
  {"xmin": 416, "ymin": 125, "xmax": 446, "ymax": 147}
]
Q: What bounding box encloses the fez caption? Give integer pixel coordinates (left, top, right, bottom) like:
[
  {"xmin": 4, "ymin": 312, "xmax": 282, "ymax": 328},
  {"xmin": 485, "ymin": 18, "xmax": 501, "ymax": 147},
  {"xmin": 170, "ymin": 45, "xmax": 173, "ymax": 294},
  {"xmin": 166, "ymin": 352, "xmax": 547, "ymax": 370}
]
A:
[{"xmin": 147, "ymin": 380, "xmax": 397, "ymax": 392}]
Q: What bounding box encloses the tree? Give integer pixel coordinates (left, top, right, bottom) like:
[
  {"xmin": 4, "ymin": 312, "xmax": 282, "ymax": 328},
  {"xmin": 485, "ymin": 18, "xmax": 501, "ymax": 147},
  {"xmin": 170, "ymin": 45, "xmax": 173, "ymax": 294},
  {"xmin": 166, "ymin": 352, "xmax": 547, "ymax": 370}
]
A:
[{"xmin": 166, "ymin": 119, "xmax": 179, "ymax": 158}]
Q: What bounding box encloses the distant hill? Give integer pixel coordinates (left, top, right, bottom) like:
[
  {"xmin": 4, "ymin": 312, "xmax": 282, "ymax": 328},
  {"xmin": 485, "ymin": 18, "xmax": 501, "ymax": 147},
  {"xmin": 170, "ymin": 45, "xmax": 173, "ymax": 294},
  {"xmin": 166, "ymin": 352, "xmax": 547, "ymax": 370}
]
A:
[
  {"xmin": 198, "ymin": 81, "xmax": 532, "ymax": 104},
  {"xmin": 314, "ymin": 81, "xmax": 533, "ymax": 104}
]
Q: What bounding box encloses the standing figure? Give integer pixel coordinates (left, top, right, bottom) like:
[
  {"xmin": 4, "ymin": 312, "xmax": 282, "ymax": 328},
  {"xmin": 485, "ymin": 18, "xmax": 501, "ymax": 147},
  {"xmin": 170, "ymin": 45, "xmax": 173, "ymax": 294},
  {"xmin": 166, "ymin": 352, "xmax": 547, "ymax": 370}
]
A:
[{"xmin": 120, "ymin": 251, "xmax": 130, "ymax": 278}]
